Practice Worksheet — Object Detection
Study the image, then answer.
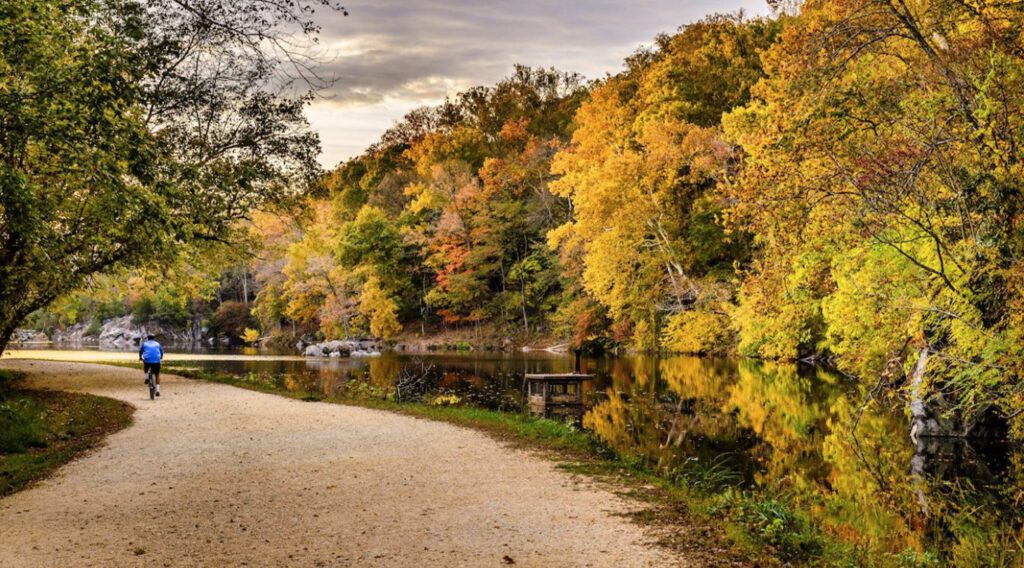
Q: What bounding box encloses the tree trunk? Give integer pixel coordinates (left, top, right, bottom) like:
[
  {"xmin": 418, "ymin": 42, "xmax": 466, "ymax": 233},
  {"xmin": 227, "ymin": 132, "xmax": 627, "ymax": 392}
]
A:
[
  {"xmin": 909, "ymin": 347, "xmax": 939, "ymax": 442},
  {"xmin": 520, "ymin": 278, "xmax": 529, "ymax": 335},
  {"xmin": 241, "ymin": 267, "xmax": 249, "ymax": 306},
  {"xmin": 0, "ymin": 292, "xmax": 59, "ymax": 358},
  {"xmin": 0, "ymin": 311, "xmax": 23, "ymax": 358},
  {"xmin": 420, "ymin": 272, "xmax": 428, "ymax": 337},
  {"xmin": 0, "ymin": 329, "xmax": 12, "ymax": 359}
]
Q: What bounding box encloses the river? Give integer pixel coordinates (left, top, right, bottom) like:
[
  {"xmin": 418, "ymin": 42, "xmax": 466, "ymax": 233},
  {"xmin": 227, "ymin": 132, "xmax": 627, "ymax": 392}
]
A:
[{"xmin": 4, "ymin": 346, "xmax": 1021, "ymax": 563}]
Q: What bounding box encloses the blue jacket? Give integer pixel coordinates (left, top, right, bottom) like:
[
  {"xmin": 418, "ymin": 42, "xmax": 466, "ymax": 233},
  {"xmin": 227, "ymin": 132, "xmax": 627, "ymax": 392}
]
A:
[{"xmin": 139, "ymin": 340, "xmax": 164, "ymax": 364}]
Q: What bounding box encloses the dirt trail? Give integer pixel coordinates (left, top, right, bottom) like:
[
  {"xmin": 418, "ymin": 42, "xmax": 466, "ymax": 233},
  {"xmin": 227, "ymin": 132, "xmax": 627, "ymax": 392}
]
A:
[{"xmin": 0, "ymin": 360, "xmax": 680, "ymax": 567}]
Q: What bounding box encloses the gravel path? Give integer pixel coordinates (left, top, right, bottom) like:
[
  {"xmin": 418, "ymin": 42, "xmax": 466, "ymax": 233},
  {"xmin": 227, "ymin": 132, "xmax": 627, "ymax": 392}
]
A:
[{"xmin": 0, "ymin": 360, "xmax": 680, "ymax": 567}]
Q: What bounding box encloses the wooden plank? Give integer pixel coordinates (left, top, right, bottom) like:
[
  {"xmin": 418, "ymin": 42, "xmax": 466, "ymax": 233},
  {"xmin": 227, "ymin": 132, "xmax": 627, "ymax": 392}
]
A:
[{"xmin": 523, "ymin": 373, "xmax": 593, "ymax": 379}]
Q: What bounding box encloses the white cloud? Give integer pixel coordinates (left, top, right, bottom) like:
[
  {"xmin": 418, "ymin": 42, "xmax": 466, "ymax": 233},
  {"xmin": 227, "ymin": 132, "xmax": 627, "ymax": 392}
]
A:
[{"xmin": 308, "ymin": 0, "xmax": 769, "ymax": 167}]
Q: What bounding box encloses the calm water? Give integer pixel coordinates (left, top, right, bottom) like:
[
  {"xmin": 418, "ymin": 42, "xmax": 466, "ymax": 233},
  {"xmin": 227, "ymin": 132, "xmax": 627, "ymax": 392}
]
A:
[{"xmin": 7, "ymin": 347, "xmax": 1022, "ymax": 562}]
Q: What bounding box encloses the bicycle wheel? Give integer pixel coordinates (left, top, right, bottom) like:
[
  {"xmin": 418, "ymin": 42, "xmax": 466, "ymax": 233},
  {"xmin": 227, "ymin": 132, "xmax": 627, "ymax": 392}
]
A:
[{"xmin": 148, "ymin": 373, "xmax": 155, "ymax": 400}]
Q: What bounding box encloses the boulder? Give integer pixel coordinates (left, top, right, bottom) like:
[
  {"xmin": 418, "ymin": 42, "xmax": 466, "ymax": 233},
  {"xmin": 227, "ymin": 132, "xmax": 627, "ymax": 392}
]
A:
[
  {"xmin": 303, "ymin": 340, "xmax": 353, "ymax": 357},
  {"xmin": 350, "ymin": 349, "xmax": 381, "ymax": 358},
  {"xmin": 304, "ymin": 344, "xmax": 326, "ymax": 357},
  {"xmin": 9, "ymin": 329, "xmax": 49, "ymax": 344}
]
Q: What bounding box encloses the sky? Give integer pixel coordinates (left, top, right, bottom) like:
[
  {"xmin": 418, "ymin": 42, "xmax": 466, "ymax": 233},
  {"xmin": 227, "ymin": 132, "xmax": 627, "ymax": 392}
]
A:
[{"xmin": 307, "ymin": 0, "xmax": 769, "ymax": 168}]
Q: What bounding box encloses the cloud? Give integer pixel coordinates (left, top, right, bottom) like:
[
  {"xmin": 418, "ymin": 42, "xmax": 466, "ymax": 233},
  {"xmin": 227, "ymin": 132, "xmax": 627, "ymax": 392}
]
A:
[{"xmin": 306, "ymin": 0, "xmax": 769, "ymax": 166}]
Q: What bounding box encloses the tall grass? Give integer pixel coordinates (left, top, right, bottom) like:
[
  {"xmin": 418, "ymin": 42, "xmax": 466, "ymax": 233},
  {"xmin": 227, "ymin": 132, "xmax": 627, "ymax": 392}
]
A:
[
  {"xmin": 0, "ymin": 398, "xmax": 48, "ymax": 453},
  {"xmin": 0, "ymin": 371, "xmax": 48, "ymax": 453}
]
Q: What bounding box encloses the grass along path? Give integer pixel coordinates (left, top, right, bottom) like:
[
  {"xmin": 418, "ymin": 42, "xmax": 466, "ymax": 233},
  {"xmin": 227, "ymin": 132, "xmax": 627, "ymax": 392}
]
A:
[{"xmin": 0, "ymin": 370, "xmax": 133, "ymax": 497}]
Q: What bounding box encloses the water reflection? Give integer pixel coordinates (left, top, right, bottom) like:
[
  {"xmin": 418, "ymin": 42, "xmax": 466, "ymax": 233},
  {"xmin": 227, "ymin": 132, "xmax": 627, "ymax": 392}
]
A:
[{"xmin": 583, "ymin": 356, "xmax": 1022, "ymax": 563}]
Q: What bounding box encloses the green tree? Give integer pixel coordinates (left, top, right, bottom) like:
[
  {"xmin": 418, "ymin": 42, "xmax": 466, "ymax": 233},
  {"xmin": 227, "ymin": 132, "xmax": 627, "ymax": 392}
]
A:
[{"xmin": 0, "ymin": 0, "xmax": 339, "ymax": 354}]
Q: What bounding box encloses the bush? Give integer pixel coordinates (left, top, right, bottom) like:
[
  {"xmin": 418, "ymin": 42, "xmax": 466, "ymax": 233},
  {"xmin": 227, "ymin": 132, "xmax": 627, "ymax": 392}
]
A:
[
  {"xmin": 212, "ymin": 301, "xmax": 254, "ymax": 339},
  {"xmin": 711, "ymin": 489, "xmax": 824, "ymax": 561},
  {"xmin": 0, "ymin": 398, "xmax": 47, "ymax": 453},
  {"xmin": 242, "ymin": 328, "xmax": 261, "ymax": 344},
  {"xmin": 131, "ymin": 297, "xmax": 155, "ymax": 324},
  {"xmin": 84, "ymin": 318, "xmax": 103, "ymax": 337}
]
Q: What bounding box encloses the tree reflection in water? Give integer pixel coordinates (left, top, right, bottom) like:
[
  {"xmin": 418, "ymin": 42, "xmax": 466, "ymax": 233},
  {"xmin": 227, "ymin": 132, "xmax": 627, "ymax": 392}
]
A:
[{"xmin": 584, "ymin": 356, "xmax": 1024, "ymax": 562}]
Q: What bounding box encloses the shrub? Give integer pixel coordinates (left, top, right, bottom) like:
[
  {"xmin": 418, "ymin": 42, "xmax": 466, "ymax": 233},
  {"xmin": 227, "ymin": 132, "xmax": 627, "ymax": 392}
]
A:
[
  {"xmin": 212, "ymin": 301, "xmax": 255, "ymax": 339},
  {"xmin": 84, "ymin": 318, "xmax": 103, "ymax": 337},
  {"xmin": 0, "ymin": 398, "xmax": 47, "ymax": 453},
  {"xmin": 711, "ymin": 489, "xmax": 824, "ymax": 562},
  {"xmin": 242, "ymin": 328, "xmax": 261, "ymax": 344},
  {"xmin": 663, "ymin": 309, "xmax": 734, "ymax": 354},
  {"xmin": 131, "ymin": 297, "xmax": 155, "ymax": 324}
]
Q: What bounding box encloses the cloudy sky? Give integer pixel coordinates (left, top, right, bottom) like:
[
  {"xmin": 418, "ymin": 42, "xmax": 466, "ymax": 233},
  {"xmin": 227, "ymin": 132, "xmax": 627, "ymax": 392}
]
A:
[{"xmin": 307, "ymin": 0, "xmax": 768, "ymax": 167}]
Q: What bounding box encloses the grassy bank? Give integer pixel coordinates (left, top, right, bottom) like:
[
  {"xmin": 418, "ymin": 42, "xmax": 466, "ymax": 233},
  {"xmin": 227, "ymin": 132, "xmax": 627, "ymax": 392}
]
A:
[
  {"xmin": 160, "ymin": 365, "xmax": 869, "ymax": 566},
  {"xmin": 0, "ymin": 370, "xmax": 134, "ymax": 497}
]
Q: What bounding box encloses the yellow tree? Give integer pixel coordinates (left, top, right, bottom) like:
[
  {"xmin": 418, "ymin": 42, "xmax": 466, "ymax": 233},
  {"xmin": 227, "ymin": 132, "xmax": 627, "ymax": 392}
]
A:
[
  {"xmin": 549, "ymin": 15, "xmax": 779, "ymax": 352},
  {"xmin": 724, "ymin": 0, "xmax": 1024, "ymax": 431},
  {"xmin": 280, "ymin": 202, "xmax": 353, "ymax": 339},
  {"xmin": 358, "ymin": 276, "xmax": 402, "ymax": 340}
]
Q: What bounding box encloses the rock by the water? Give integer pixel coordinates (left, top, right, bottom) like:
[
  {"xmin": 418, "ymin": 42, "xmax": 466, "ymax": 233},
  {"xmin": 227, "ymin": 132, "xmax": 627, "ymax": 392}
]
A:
[
  {"xmin": 302, "ymin": 339, "xmax": 383, "ymax": 357},
  {"xmin": 9, "ymin": 329, "xmax": 49, "ymax": 344},
  {"xmin": 350, "ymin": 350, "xmax": 381, "ymax": 358},
  {"xmin": 304, "ymin": 344, "xmax": 325, "ymax": 357},
  {"xmin": 26, "ymin": 315, "xmax": 205, "ymax": 348},
  {"xmin": 304, "ymin": 340, "xmax": 353, "ymax": 358}
]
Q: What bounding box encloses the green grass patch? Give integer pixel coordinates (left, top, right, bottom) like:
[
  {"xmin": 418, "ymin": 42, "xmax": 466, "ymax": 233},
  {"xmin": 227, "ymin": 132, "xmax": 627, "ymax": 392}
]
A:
[
  {"xmin": 0, "ymin": 370, "xmax": 133, "ymax": 496},
  {"xmin": 708, "ymin": 488, "xmax": 825, "ymax": 561}
]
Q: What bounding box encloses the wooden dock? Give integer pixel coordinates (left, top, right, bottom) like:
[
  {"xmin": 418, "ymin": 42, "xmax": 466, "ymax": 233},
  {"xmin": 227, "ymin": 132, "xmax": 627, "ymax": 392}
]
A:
[{"xmin": 523, "ymin": 373, "xmax": 591, "ymax": 424}]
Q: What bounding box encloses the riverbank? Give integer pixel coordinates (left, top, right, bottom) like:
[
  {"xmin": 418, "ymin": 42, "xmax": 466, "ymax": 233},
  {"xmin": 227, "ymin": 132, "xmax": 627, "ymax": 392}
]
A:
[{"xmin": 0, "ymin": 370, "xmax": 133, "ymax": 496}]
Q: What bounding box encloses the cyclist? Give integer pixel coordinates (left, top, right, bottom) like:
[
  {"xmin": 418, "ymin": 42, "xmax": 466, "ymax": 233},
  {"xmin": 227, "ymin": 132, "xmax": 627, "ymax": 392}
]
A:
[{"xmin": 139, "ymin": 334, "xmax": 164, "ymax": 397}]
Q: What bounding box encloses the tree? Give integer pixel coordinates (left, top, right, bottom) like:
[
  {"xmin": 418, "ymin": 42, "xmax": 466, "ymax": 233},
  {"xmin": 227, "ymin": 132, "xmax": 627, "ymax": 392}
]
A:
[
  {"xmin": 358, "ymin": 276, "xmax": 402, "ymax": 340},
  {"xmin": 548, "ymin": 15, "xmax": 778, "ymax": 351},
  {"xmin": 280, "ymin": 202, "xmax": 351, "ymax": 338},
  {"xmin": 211, "ymin": 301, "xmax": 254, "ymax": 340},
  {"xmin": 723, "ymin": 0, "xmax": 1024, "ymax": 431},
  {"xmin": 0, "ymin": 0, "xmax": 340, "ymax": 354}
]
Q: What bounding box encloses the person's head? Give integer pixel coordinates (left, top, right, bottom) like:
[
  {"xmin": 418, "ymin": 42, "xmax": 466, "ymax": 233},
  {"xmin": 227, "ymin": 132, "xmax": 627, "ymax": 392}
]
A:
[{"xmin": 147, "ymin": 334, "xmax": 155, "ymax": 341}]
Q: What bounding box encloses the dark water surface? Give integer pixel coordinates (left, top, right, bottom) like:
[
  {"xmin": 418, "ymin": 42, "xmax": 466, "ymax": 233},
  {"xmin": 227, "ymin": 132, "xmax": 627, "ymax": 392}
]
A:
[{"xmin": 12, "ymin": 347, "xmax": 1023, "ymax": 563}]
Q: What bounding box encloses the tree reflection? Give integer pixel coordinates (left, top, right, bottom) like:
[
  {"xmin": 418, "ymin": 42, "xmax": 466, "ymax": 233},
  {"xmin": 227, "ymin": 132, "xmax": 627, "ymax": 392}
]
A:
[{"xmin": 583, "ymin": 355, "xmax": 1024, "ymax": 562}]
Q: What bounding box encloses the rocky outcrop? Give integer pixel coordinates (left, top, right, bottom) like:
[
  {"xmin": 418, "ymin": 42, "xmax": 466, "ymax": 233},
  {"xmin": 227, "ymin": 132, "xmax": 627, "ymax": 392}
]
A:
[
  {"xmin": 9, "ymin": 329, "xmax": 50, "ymax": 345},
  {"xmin": 302, "ymin": 339, "xmax": 384, "ymax": 358},
  {"xmin": 35, "ymin": 316, "xmax": 203, "ymax": 349}
]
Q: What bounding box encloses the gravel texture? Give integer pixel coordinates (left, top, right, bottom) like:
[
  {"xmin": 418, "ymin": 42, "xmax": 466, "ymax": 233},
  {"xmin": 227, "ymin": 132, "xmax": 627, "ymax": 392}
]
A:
[{"xmin": 0, "ymin": 360, "xmax": 681, "ymax": 567}]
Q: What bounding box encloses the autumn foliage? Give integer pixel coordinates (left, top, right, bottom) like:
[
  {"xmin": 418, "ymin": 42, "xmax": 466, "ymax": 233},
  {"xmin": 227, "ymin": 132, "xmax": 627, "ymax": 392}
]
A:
[{"xmin": 31, "ymin": 4, "xmax": 1024, "ymax": 426}]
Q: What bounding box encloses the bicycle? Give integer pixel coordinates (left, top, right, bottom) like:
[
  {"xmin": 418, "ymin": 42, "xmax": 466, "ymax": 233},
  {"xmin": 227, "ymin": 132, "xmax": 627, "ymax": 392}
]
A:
[{"xmin": 145, "ymin": 366, "xmax": 157, "ymax": 400}]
